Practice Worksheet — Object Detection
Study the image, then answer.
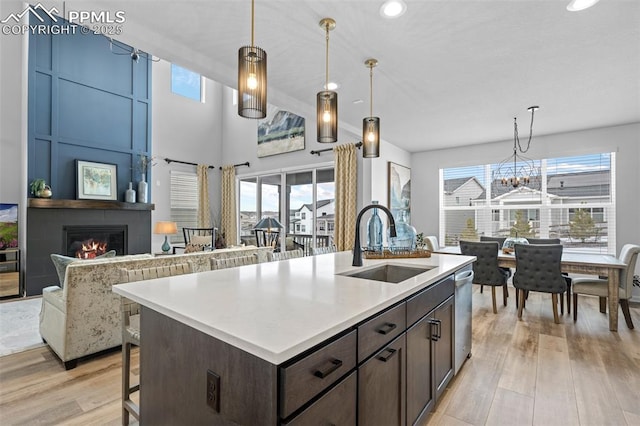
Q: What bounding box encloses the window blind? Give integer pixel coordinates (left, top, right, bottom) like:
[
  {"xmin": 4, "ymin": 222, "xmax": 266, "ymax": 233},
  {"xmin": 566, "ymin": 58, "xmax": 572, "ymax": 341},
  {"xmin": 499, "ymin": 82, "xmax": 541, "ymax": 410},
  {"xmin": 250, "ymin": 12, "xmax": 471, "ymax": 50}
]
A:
[
  {"xmin": 170, "ymin": 170, "xmax": 198, "ymax": 243},
  {"xmin": 440, "ymin": 153, "xmax": 616, "ymax": 254}
]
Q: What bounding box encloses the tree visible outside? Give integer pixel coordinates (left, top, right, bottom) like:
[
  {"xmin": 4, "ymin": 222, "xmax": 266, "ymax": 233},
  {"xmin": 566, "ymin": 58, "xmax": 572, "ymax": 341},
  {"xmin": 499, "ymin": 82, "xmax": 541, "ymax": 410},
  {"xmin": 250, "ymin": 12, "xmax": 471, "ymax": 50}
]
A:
[
  {"xmin": 570, "ymin": 208, "xmax": 598, "ymax": 242},
  {"xmin": 510, "ymin": 210, "xmax": 534, "ymax": 238},
  {"xmin": 460, "ymin": 218, "xmax": 479, "ymax": 241}
]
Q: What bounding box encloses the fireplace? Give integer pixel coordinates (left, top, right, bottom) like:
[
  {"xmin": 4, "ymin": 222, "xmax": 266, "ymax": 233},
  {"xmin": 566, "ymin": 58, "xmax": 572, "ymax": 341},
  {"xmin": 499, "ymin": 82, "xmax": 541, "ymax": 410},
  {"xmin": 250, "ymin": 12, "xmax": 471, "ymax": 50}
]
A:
[{"xmin": 63, "ymin": 225, "xmax": 127, "ymax": 258}]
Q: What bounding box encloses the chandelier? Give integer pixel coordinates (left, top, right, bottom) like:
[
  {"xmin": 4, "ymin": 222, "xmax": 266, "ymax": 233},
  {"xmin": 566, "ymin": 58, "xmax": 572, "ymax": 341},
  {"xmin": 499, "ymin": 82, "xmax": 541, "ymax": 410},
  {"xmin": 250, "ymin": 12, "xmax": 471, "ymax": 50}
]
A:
[{"xmin": 492, "ymin": 106, "xmax": 541, "ymax": 190}]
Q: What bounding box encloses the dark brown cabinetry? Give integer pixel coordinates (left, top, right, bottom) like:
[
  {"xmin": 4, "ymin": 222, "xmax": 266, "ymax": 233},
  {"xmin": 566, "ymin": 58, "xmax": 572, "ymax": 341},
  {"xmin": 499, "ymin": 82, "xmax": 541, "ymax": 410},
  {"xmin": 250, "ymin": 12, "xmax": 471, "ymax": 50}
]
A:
[
  {"xmin": 406, "ymin": 275, "xmax": 455, "ymax": 425},
  {"xmin": 358, "ymin": 334, "xmax": 407, "ymax": 426}
]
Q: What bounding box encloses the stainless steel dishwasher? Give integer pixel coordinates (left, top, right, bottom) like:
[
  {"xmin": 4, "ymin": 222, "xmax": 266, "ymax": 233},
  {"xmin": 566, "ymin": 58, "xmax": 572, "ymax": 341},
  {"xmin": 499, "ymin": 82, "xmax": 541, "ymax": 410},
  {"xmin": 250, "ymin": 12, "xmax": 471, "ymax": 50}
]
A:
[{"xmin": 454, "ymin": 264, "xmax": 474, "ymax": 374}]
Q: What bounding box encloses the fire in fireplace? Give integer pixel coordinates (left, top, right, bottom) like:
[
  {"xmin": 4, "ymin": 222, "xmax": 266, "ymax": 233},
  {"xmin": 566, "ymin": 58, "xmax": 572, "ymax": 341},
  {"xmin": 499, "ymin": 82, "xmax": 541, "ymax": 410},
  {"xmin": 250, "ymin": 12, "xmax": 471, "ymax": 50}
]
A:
[{"xmin": 63, "ymin": 225, "xmax": 127, "ymax": 258}]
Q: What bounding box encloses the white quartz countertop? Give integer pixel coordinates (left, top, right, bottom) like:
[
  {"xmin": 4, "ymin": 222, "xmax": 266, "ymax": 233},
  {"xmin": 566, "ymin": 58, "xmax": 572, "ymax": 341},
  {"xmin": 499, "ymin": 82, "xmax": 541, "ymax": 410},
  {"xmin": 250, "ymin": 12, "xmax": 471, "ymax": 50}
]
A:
[{"xmin": 113, "ymin": 251, "xmax": 474, "ymax": 364}]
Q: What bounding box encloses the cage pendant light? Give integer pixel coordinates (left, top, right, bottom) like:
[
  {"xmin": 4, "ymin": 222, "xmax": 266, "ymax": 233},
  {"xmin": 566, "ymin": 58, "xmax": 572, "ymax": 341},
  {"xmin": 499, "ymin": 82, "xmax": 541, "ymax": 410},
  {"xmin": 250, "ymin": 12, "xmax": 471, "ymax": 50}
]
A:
[
  {"xmin": 238, "ymin": 0, "xmax": 267, "ymax": 119},
  {"xmin": 317, "ymin": 18, "xmax": 338, "ymax": 143},
  {"xmin": 363, "ymin": 58, "xmax": 380, "ymax": 158}
]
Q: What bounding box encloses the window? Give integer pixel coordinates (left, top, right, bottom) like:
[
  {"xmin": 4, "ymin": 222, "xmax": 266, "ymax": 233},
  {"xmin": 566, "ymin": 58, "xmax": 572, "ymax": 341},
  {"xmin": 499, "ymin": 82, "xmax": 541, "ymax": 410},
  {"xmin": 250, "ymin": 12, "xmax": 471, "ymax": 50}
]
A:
[
  {"xmin": 237, "ymin": 166, "xmax": 335, "ymax": 252},
  {"xmin": 171, "ymin": 64, "xmax": 202, "ymax": 102},
  {"xmin": 440, "ymin": 153, "xmax": 616, "ymax": 253},
  {"xmin": 170, "ymin": 171, "xmax": 198, "ymax": 243}
]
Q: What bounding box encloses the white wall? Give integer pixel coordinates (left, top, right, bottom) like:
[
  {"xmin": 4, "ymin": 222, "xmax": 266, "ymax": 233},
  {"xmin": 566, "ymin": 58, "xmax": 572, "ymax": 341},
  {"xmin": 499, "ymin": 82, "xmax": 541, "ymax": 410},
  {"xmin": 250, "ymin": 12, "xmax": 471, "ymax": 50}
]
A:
[
  {"xmin": 150, "ymin": 60, "xmax": 223, "ymax": 252},
  {"xmin": 411, "ymin": 122, "xmax": 640, "ymax": 299}
]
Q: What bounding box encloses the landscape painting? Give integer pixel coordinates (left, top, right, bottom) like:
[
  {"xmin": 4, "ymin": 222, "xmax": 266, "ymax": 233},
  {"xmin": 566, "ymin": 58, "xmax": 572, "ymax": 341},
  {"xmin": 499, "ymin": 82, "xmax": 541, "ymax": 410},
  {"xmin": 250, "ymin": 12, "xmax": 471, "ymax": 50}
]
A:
[
  {"xmin": 0, "ymin": 204, "xmax": 18, "ymax": 250},
  {"xmin": 388, "ymin": 162, "xmax": 411, "ymax": 224},
  {"xmin": 257, "ymin": 106, "xmax": 305, "ymax": 158}
]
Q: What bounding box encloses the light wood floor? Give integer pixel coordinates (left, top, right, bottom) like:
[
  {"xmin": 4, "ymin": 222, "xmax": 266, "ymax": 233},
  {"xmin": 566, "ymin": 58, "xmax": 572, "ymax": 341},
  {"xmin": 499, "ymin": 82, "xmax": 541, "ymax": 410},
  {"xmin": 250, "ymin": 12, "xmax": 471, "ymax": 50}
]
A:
[{"xmin": 0, "ymin": 287, "xmax": 638, "ymax": 425}]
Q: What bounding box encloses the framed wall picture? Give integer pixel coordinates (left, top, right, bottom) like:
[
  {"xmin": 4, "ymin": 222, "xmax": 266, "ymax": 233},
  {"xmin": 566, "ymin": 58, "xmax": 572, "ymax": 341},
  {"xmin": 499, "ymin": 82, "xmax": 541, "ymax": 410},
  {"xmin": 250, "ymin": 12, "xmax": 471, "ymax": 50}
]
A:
[
  {"xmin": 76, "ymin": 160, "xmax": 118, "ymax": 200},
  {"xmin": 388, "ymin": 162, "xmax": 411, "ymax": 224},
  {"xmin": 0, "ymin": 203, "xmax": 18, "ymax": 249},
  {"xmin": 257, "ymin": 106, "xmax": 305, "ymax": 158}
]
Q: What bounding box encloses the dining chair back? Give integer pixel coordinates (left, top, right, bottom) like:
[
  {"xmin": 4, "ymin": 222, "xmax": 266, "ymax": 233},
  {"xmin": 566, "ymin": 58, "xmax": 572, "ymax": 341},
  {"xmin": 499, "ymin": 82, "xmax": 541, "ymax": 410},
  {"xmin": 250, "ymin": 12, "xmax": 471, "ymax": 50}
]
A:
[
  {"xmin": 460, "ymin": 240, "xmax": 510, "ymax": 313},
  {"xmin": 119, "ymin": 263, "xmax": 193, "ymax": 425},
  {"xmin": 211, "ymin": 255, "xmax": 259, "ymax": 270},
  {"xmin": 311, "ymin": 245, "xmax": 338, "ymax": 255},
  {"xmin": 525, "ymin": 237, "xmax": 572, "ymax": 314},
  {"xmin": 269, "ymin": 249, "xmax": 304, "ymax": 262},
  {"xmin": 572, "ymin": 244, "xmax": 640, "ymax": 328},
  {"xmin": 513, "ymin": 244, "xmax": 567, "ymax": 324},
  {"xmin": 254, "ymin": 229, "xmax": 279, "ymax": 248},
  {"xmin": 183, "ymin": 227, "xmax": 215, "ymax": 248},
  {"xmin": 480, "ymin": 236, "xmax": 507, "ymax": 247},
  {"xmin": 424, "ymin": 236, "xmax": 440, "ymax": 252}
]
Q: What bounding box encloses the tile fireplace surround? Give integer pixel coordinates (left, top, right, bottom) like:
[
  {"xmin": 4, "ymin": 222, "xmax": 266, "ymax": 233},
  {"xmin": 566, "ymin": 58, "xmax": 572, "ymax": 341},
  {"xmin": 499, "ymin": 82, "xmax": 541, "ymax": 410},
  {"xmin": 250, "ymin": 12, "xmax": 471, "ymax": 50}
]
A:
[{"xmin": 26, "ymin": 199, "xmax": 153, "ymax": 296}]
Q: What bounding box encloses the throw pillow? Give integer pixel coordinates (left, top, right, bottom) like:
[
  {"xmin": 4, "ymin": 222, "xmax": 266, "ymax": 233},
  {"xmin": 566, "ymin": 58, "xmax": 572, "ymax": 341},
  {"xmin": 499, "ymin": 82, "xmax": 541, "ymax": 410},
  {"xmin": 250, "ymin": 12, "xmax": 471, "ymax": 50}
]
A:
[
  {"xmin": 184, "ymin": 243, "xmax": 207, "ymax": 253},
  {"xmin": 190, "ymin": 235, "xmax": 212, "ymax": 246},
  {"xmin": 50, "ymin": 250, "xmax": 116, "ymax": 287}
]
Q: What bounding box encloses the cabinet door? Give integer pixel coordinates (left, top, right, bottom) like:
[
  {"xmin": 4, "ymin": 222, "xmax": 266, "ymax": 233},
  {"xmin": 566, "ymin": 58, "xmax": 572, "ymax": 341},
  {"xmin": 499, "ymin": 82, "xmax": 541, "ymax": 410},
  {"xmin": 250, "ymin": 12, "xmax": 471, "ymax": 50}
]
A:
[
  {"xmin": 406, "ymin": 315, "xmax": 434, "ymax": 426},
  {"xmin": 434, "ymin": 296, "xmax": 454, "ymax": 400},
  {"xmin": 358, "ymin": 334, "xmax": 406, "ymax": 426}
]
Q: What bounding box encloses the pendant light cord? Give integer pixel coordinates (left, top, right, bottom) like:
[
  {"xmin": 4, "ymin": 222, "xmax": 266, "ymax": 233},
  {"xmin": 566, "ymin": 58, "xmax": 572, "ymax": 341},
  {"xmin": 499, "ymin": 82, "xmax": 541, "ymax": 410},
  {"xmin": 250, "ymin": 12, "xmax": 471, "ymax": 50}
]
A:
[
  {"xmin": 369, "ymin": 66, "xmax": 374, "ymax": 117},
  {"xmin": 514, "ymin": 108, "xmax": 536, "ymax": 153},
  {"xmin": 325, "ymin": 23, "xmax": 330, "ymax": 88},
  {"xmin": 250, "ymin": 0, "xmax": 255, "ymax": 47}
]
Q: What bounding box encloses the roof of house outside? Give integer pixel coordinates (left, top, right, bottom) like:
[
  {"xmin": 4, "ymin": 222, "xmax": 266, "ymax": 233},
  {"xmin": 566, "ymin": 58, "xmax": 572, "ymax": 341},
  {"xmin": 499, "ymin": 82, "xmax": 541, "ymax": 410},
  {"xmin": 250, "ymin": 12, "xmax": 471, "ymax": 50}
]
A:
[{"xmin": 297, "ymin": 199, "xmax": 333, "ymax": 212}]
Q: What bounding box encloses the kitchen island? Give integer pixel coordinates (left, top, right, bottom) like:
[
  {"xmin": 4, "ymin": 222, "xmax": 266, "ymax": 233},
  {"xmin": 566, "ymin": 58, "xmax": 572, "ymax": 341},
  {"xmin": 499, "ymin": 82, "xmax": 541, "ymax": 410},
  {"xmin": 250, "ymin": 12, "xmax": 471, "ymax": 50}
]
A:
[{"xmin": 113, "ymin": 251, "xmax": 474, "ymax": 425}]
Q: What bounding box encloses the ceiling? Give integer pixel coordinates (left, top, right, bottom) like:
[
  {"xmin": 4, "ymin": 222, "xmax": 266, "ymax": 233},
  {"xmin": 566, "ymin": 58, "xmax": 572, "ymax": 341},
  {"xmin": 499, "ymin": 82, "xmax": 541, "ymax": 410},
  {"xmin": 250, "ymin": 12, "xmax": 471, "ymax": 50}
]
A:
[{"xmin": 56, "ymin": 0, "xmax": 639, "ymax": 153}]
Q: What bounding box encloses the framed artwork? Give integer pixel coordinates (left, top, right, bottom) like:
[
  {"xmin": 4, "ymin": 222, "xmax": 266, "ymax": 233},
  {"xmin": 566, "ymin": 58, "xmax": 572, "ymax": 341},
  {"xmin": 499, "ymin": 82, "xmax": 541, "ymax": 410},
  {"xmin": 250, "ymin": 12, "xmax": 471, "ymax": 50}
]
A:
[
  {"xmin": 388, "ymin": 162, "xmax": 411, "ymax": 224},
  {"xmin": 0, "ymin": 204, "xmax": 18, "ymax": 250},
  {"xmin": 76, "ymin": 160, "xmax": 118, "ymax": 200},
  {"xmin": 257, "ymin": 106, "xmax": 305, "ymax": 158}
]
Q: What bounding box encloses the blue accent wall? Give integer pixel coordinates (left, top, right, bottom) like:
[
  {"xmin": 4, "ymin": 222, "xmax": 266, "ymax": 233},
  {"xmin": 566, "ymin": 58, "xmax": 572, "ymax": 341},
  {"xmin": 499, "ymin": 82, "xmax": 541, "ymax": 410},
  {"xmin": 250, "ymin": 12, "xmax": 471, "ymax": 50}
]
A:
[{"xmin": 28, "ymin": 16, "xmax": 152, "ymax": 201}]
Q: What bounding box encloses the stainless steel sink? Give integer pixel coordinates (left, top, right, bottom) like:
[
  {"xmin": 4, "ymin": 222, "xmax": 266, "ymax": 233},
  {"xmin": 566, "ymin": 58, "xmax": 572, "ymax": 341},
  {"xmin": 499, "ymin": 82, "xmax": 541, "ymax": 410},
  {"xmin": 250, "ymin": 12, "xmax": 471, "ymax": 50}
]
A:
[{"xmin": 340, "ymin": 264, "xmax": 434, "ymax": 284}]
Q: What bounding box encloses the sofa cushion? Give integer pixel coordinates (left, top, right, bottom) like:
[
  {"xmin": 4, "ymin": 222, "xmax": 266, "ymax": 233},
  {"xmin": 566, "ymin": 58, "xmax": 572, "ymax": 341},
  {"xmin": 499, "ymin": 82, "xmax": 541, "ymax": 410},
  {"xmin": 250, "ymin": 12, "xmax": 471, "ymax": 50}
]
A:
[
  {"xmin": 50, "ymin": 250, "xmax": 117, "ymax": 287},
  {"xmin": 185, "ymin": 243, "xmax": 207, "ymax": 253},
  {"xmin": 42, "ymin": 285, "xmax": 65, "ymax": 312}
]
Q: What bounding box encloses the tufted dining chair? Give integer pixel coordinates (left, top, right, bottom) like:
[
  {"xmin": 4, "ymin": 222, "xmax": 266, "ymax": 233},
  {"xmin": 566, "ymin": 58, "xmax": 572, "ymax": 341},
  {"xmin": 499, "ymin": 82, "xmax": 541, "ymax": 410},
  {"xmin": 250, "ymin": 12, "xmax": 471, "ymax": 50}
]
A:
[
  {"xmin": 479, "ymin": 236, "xmax": 512, "ymax": 294},
  {"xmin": 525, "ymin": 238, "xmax": 572, "ymax": 315},
  {"xmin": 513, "ymin": 244, "xmax": 567, "ymax": 324},
  {"xmin": 572, "ymin": 244, "xmax": 639, "ymax": 329},
  {"xmin": 460, "ymin": 240, "xmax": 510, "ymax": 314}
]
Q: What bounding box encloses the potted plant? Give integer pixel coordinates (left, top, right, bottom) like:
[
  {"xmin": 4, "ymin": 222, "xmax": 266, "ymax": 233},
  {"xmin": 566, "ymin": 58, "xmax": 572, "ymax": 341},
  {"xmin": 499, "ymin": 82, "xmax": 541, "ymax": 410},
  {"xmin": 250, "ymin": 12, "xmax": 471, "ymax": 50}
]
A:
[{"xmin": 30, "ymin": 178, "xmax": 52, "ymax": 198}]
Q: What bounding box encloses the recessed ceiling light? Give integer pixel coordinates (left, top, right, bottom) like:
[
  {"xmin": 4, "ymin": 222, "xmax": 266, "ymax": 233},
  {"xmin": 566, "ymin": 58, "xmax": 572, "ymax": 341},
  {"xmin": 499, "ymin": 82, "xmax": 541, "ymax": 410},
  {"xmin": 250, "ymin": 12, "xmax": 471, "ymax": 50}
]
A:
[
  {"xmin": 566, "ymin": 0, "xmax": 600, "ymax": 11},
  {"xmin": 324, "ymin": 82, "xmax": 339, "ymax": 90},
  {"xmin": 380, "ymin": 0, "xmax": 407, "ymax": 18}
]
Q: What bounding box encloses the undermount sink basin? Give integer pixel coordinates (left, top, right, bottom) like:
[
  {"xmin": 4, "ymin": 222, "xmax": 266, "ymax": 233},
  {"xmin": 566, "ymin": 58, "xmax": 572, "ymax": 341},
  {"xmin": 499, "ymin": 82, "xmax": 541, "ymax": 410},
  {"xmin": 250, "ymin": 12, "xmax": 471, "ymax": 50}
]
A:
[{"xmin": 340, "ymin": 264, "xmax": 434, "ymax": 284}]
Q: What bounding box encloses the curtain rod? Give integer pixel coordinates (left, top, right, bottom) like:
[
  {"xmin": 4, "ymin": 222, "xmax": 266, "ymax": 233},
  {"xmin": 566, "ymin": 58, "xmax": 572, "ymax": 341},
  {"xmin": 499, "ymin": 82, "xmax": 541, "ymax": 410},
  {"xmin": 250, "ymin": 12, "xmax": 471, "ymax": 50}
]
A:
[
  {"xmin": 310, "ymin": 141, "xmax": 362, "ymax": 156},
  {"xmin": 219, "ymin": 162, "xmax": 250, "ymax": 170},
  {"xmin": 164, "ymin": 158, "xmax": 215, "ymax": 169}
]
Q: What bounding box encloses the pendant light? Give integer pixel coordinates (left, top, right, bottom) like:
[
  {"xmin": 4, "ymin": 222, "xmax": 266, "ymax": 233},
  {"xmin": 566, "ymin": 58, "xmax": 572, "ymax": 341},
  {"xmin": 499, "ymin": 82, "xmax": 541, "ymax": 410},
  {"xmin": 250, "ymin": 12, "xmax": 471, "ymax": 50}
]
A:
[
  {"xmin": 317, "ymin": 18, "xmax": 338, "ymax": 143},
  {"xmin": 362, "ymin": 58, "xmax": 380, "ymax": 158},
  {"xmin": 238, "ymin": 0, "xmax": 267, "ymax": 119}
]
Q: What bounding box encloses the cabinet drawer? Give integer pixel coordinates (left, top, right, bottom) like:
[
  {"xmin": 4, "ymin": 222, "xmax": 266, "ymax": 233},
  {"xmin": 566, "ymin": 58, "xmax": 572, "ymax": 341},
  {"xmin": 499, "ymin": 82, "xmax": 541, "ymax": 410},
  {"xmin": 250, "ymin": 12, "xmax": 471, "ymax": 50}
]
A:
[
  {"xmin": 280, "ymin": 329, "xmax": 357, "ymax": 419},
  {"xmin": 283, "ymin": 371, "xmax": 357, "ymax": 426},
  {"xmin": 358, "ymin": 302, "xmax": 406, "ymax": 363},
  {"xmin": 406, "ymin": 275, "xmax": 454, "ymax": 326}
]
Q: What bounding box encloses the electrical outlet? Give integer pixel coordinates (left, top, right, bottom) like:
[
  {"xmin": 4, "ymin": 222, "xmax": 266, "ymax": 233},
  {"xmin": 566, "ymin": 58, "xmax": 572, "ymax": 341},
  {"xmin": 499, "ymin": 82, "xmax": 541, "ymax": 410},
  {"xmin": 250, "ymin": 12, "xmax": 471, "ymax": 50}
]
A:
[{"xmin": 206, "ymin": 370, "xmax": 220, "ymax": 412}]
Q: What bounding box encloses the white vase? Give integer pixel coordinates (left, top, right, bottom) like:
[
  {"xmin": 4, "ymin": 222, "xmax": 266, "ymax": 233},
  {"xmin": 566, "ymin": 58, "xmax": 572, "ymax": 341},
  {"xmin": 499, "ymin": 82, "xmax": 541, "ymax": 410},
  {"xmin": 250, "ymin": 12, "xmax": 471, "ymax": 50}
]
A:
[
  {"xmin": 137, "ymin": 175, "xmax": 148, "ymax": 203},
  {"xmin": 125, "ymin": 182, "xmax": 136, "ymax": 203}
]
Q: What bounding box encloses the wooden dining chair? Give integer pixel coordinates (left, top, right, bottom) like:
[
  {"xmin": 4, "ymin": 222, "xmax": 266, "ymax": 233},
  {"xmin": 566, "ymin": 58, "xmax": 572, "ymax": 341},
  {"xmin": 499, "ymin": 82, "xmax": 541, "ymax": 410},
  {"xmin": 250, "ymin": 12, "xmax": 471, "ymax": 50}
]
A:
[
  {"xmin": 119, "ymin": 263, "xmax": 193, "ymax": 425},
  {"xmin": 572, "ymin": 244, "xmax": 639, "ymax": 329},
  {"xmin": 513, "ymin": 244, "xmax": 567, "ymax": 324},
  {"xmin": 460, "ymin": 240, "xmax": 510, "ymax": 313}
]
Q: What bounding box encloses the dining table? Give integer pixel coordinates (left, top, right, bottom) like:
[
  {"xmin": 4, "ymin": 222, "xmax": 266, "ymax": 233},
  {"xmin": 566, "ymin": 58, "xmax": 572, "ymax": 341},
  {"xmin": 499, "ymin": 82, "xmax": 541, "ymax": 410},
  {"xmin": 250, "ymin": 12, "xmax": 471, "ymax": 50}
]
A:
[{"xmin": 435, "ymin": 246, "xmax": 627, "ymax": 331}]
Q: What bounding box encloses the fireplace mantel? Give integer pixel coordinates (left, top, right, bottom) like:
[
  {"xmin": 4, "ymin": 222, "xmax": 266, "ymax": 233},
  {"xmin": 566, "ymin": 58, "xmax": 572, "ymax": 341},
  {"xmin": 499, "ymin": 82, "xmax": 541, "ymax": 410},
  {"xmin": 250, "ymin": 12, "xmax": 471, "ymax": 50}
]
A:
[{"xmin": 28, "ymin": 199, "xmax": 154, "ymax": 211}]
